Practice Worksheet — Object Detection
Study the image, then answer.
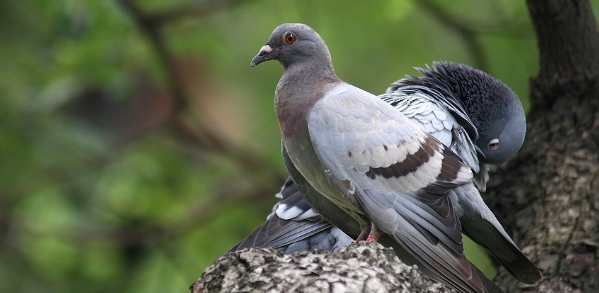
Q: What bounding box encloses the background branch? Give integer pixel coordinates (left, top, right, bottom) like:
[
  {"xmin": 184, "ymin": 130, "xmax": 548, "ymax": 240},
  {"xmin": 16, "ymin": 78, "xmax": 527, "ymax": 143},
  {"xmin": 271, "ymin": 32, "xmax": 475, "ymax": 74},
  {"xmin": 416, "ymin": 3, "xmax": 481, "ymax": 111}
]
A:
[{"xmin": 415, "ymin": 0, "xmax": 488, "ymax": 70}]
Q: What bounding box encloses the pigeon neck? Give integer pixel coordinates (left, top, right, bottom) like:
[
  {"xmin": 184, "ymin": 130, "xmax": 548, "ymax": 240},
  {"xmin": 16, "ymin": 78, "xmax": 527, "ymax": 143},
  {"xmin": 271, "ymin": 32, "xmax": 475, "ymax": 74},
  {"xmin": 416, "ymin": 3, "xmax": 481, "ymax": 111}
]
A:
[
  {"xmin": 285, "ymin": 60, "xmax": 337, "ymax": 82},
  {"xmin": 275, "ymin": 62, "xmax": 340, "ymax": 138}
]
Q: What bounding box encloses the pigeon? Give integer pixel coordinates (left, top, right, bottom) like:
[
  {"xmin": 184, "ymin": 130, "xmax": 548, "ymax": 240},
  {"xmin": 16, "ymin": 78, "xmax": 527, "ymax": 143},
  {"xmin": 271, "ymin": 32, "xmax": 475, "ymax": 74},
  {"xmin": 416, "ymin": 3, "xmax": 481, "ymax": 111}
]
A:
[
  {"xmin": 231, "ymin": 62, "xmax": 524, "ymax": 254},
  {"xmin": 379, "ymin": 63, "xmax": 538, "ymax": 284},
  {"xmin": 233, "ymin": 60, "xmax": 540, "ymax": 286},
  {"xmin": 249, "ymin": 23, "xmax": 513, "ymax": 293}
]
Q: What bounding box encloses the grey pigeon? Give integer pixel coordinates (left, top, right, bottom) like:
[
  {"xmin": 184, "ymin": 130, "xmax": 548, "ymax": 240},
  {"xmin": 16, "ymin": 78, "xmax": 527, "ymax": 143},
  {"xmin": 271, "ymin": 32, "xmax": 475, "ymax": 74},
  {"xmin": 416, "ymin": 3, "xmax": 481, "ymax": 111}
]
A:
[
  {"xmin": 233, "ymin": 61, "xmax": 540, "ymax": 286},
  {"xmin": 381, "ymin": 63, "xmax": 538, "ymax": 284},
  {"xmin": 250, "ymin": 23, "xmax": 508, "ymax": 293}
]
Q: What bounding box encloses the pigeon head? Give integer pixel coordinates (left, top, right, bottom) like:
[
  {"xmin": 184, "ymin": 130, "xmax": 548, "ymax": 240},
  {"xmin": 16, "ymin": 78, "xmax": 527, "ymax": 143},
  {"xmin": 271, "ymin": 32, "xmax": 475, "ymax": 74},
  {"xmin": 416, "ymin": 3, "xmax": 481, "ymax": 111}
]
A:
[
  {"xmin": 402, "ymin": 62, "xmax": 527, "ymax": 164},
  {"xmin": 433, "ymin": 62, "xmax": 526, "ymax": 164},
  {"xmin": 250, "ymin": 23, "xmax": 333, "ymax": 70},
  {"xmin": 475, "ymin": 95, "xmax": 526, "ymax": 165}
]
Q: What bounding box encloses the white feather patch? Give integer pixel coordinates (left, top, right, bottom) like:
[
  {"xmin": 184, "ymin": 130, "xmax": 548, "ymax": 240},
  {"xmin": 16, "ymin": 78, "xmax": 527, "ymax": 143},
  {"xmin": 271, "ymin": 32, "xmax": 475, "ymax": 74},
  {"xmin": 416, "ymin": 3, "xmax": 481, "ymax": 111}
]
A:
[{"xmin": 276, "ymin": 204, "xmax": 319, "ymax": 221}]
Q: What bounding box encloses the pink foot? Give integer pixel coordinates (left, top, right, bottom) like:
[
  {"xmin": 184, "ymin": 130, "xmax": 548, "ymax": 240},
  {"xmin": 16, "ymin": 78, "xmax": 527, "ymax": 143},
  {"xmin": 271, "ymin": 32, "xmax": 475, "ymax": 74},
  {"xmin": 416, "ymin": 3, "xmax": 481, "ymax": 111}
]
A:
[
  {"xmin": 355, "ymin": 223, "xmax": 383, "ymax": 243},
  {"xmin": 365, "ymin": 232, "xmax": 382, "ymax": 242}
]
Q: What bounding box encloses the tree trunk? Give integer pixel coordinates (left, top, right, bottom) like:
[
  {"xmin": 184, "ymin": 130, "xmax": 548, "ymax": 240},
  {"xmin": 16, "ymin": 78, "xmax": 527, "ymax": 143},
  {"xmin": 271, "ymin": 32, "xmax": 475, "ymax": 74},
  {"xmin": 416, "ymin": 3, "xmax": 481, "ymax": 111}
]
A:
[{"xmin": 486, "ymin": 0, "xmax": 599, "ymax": 292}]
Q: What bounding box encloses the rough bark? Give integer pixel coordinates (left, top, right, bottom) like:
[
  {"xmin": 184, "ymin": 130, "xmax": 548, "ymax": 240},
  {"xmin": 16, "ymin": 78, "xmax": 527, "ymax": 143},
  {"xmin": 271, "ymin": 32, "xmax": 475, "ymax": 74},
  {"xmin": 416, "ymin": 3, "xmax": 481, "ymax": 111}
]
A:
[
  {"xmin": 192, "ymin": 242, "xmax": 456, "ymax": 293},
  {"xmin": 486, "ymin": 0, "xmax": 599, "ymax": 292}
]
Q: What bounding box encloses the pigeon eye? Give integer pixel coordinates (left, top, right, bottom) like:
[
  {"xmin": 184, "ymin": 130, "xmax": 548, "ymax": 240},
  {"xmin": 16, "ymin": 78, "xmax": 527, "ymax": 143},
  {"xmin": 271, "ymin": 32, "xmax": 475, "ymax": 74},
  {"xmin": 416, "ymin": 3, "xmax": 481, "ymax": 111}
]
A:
[
  {"xmin": 488, "ymin": 139, "xmax": 500, "ymax": 150},
  {"xmin": 283, "ymin": 32, "xmax": 297, "ymax": 44}
]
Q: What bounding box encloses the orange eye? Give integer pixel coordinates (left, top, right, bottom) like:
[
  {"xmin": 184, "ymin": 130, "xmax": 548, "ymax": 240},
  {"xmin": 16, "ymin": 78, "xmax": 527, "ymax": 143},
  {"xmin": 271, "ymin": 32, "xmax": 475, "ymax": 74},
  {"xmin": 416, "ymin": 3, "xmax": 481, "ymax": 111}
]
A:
[{"xmin": 283, "ymin": 32, "xmax": 297, "ymax": 44}]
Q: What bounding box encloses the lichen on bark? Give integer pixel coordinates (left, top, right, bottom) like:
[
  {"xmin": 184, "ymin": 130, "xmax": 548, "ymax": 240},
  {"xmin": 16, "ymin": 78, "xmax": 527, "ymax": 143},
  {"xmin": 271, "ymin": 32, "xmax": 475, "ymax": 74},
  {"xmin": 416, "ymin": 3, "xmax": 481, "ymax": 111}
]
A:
[{"xmin": 192, "ymin": 241, "xmax": 456, "ymax": 293}]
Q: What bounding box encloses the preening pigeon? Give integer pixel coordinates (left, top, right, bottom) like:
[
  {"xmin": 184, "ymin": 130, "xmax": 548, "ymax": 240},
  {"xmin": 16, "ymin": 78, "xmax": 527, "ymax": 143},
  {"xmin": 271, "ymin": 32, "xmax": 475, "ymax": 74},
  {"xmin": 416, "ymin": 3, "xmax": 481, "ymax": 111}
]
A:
[
  {"xmin": 247, "ymin": 23, "xmax": 539, "ymax": 292},
  {"xmin": 379, "ymin": 63, "xmax": 539, "ymax": 284}
]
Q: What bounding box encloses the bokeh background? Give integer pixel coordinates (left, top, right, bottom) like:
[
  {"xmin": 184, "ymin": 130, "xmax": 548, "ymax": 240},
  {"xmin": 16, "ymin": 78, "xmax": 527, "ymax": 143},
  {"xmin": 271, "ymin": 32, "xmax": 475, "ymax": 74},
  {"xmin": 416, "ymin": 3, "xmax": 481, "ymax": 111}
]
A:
[{"xmin": 2, "ymin": 1, "xmax": 598, "ymax": 292}]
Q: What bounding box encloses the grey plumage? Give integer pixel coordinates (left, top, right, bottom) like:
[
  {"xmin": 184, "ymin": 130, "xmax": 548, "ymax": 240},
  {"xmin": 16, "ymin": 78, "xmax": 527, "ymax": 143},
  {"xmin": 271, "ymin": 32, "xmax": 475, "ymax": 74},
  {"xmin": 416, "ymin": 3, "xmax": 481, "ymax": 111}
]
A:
[
  {"xmin": 233, "ymin": 61, "xmax": 526, "ymax": 250},
  {"xmin": 230, "ymin": 177, "xmax": 353, "ymax": 254},
  {"xmin": 382, "ymin": 63, "xmax": 540, "ymax": 283},
  {"xmin": 250, "ymin": 23, "xmax": 506, "ymax": 293},
  {"xmin": 234, "ymin": 56, "xmax": 541, "ymax": 290},
  {"xmin": 383, "ymin": 62, "xmax": 526, "ymax": 190}
]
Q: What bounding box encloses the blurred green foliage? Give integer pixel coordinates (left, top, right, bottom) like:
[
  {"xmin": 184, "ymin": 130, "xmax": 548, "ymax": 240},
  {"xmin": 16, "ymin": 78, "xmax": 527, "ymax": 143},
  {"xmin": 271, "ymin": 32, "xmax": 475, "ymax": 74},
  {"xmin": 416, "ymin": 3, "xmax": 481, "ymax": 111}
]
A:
[{"xmin": 1, "ymin": 0, "xmax": 597, "ymax": 292}]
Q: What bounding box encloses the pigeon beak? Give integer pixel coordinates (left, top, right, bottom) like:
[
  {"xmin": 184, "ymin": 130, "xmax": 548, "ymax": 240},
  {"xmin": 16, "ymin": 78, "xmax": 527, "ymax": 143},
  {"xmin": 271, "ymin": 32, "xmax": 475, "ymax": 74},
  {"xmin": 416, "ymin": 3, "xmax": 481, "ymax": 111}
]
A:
[{"xmin": 250, "ymin": 45, "xmax": 273, "ymax": 67}]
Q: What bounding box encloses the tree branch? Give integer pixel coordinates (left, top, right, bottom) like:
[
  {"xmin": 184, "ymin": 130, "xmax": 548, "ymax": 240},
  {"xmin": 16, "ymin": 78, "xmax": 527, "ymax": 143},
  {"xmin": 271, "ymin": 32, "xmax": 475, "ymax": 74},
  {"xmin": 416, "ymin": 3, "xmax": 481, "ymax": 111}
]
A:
[
  {"xmin": 526, "ymin": 0, "xmax": 599, "ymax": 108},
  {"xmin": 117, "ymin": 0, "xmax": 277, "ymax": 177},
  {"xmin": 145, "ymin": 0, "xmax": 252, "ymax": 26},
  {"xmin": 415, "ymin": 0, "xmax": 488, "ymax": 71},
  {"xmin": 192, "ymin": 242, "xmax": 457, "ymax": 293}
]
